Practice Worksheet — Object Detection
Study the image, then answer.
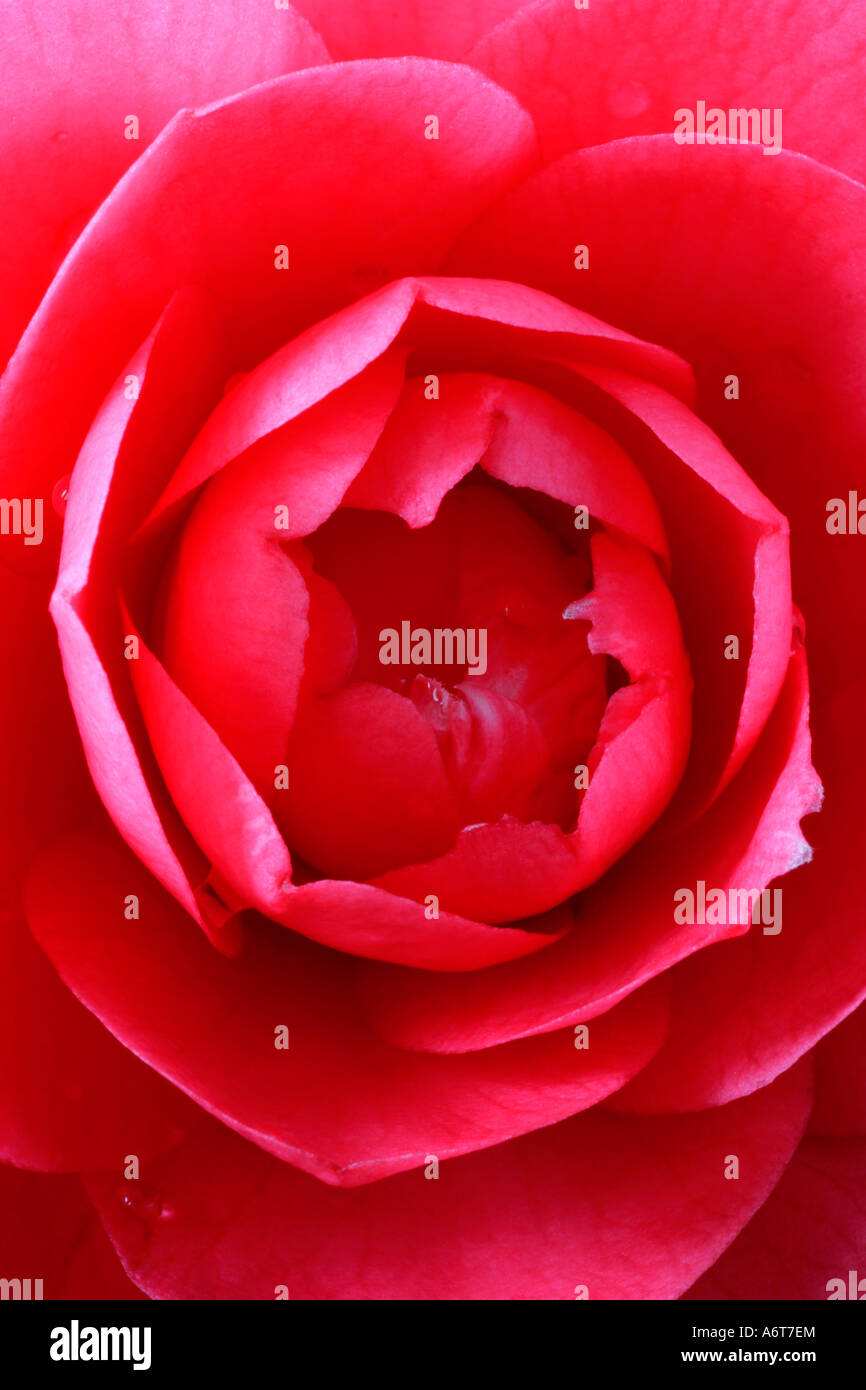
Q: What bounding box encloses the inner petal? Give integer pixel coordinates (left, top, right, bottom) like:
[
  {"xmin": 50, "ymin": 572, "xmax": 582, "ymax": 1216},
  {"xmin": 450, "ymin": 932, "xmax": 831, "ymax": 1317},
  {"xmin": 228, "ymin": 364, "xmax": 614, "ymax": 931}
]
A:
[{"xmin": 302, "ymin": 478, "xmax": 609, "ymax": 846}]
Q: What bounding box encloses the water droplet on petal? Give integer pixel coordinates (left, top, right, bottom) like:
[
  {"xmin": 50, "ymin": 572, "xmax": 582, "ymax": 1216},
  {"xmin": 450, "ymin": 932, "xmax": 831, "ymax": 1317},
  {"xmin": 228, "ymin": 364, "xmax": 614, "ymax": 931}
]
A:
[
  {"xmin": 52, "ymin": 475, "xmax": 71, "ymax": 517},
  {"xmin": 119, "ymin": 1183, "xmax": 167, "ymax": 1222}
]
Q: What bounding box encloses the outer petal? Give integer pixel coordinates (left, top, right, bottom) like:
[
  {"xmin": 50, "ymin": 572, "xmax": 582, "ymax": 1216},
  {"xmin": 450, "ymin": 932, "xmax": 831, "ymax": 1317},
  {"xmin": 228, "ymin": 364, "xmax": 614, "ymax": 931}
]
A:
[
  {"xmin": 0, "ymin": 0, "xmax": 328, "ymax": 365},
  {"xmin": 469, "ymin": 0, "xmax": 866, "ymax": 182},
  {"xmin": 26, "ymin": 828, "xmax": 669, "ymax": 1186},
  {"xmin": 0, "ymin": 907, "xmax": 195, "ymax": 1172},
  {"xmin": 0, "ymin": 61, "xmax": 539, "ymax": 563},
  {"xmin": 291, "ymin": 1, "xmax": 530, "ymax": 61},
  {"xmin": 685, "ymin": 1137, "xmax": 866, "ymax": 1301},
  {"xmin": 86, "ymin": 1061, "xmax": 812, "ymax": 1299},
  {"xmin": 809, "ymin": 1000, "xmax": 866, "ymax": 1137},
  {"xmin": 0, "ymin": 535, "xmax": 196, "ymax": 1174},
  {"xmin": 0, "ymin": 1164, "xmax": 146, "ymax": 1300},
  {"xmin": 608, "ymin": 679, "xmax": 865, "ymax": 1115},
  {"xmin": 0, "ymin": 567, "xmax": 94, "ymax": 894},
  {"xmin": 447, "ymin": 139, "xmax": 866, "ymax": 710}
]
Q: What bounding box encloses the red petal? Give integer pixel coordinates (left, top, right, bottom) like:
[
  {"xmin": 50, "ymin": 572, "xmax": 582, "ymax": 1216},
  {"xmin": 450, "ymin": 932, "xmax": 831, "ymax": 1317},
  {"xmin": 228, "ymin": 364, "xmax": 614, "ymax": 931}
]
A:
[
  {"xmin": 450, "ymin": 149, "xmax": 801, "ymax": 817},
  {"xmin": 480, "ymin": 377, "xmax": 669, "ymax": 562},
  {"xmin": 344, "ymin": 372, "xmax": 502, "ymax": 526},
  {"xmin": 809, "ymin": 1001, "xmax": 866, "ymax": 1137},
  {"xmin": 278, "ymin": 683, "xmax": 461, "ymax": 879},
  {"xmin": 0, "ymin": 568, "xmax": 94, "ymax": 893},
  {"xmin": 469, "ymin": 0, "xmax": 866, "ymax": 182},
  {"xmin": 412, "ymin": 276, "xmax": 693, "ymax": 400},
  {"xmin": 275, "ymin": 877, "xmax": 568, "ymax": 971},
  {"xmin": 0, "ymin": 0, "xmax": 328, "ymax": 367},
  {"xmin": 27, "ymin": 829, "xmax": 668, "ymax": 1185},
  {"xmin": 361, "ymin": 640, "xmax": 818, "ymax": 1052},
  {"xmin": 292, "ymin": 0, "xmax": 527, "ymax": 60},
  {"xmin": 371, "ymin": 819, "xmax": 588, "ymax": 922},
  {"xmin": 86, "ymin": 1060, "xmax": 811, "ymax": 1299},
  {"xmin": 685, "ymin": 1136, "xmax": 866, "ymax": 1301},
  {"xmin": 124, "ymin": 596, "xmax": 547, "ymax": 968},
  {"xmin": 120, "ymin": 600, "xmax": 294, "ymax": 921},
  {"xmin": 571, "ymin": 364, "xmax": 791, "ymax": 817},
  {"xmin": 346, "ymin": 372, "xmax": 669, "ymax": 560},
  {"xmin": 150, "ymin": 274, "xmax": 693, "ymax": 531},
  {"xmin": 0, "ymin": 61, "xmax": 537, "ymax": 562},
  {"xmin": 0, "ymin": 906, "xmax": 195, "ymax": 1172},
  {"xmin": 0, "ymin": 488, "xmax": 193, "ymax": 1177},
  {"xmin": 50, "ymin": 289, "xmax": 232, "ymax": 942},
  {"xmin": 448, "ymin": 140, "xmax": 866, "ymax": 714},
  {"xmin": 146, "ymin": 285, "xmax": 416, "ymax": 530},
  {"xmin": 0, "ymin": 1164, "xmax": 146, "ymax": 1300},
  {"xmin": 609, "ymin": 677, "xmax": 866, "ymax": 1116},
  {"xmin": 160, "ymin": 350, "xmax": 405, "ymax": 788},
  {"xmin": 370, "ymin": 530, "xmax": 691, "ymax": 920}
]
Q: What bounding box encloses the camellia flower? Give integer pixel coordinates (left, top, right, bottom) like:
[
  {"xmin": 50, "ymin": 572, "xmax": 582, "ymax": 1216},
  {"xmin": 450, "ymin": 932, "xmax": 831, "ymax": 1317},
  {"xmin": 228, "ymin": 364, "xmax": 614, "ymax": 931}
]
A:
[{"xmin": 1, "ymin": 0, "xmax": 865, "ymax": 1302}]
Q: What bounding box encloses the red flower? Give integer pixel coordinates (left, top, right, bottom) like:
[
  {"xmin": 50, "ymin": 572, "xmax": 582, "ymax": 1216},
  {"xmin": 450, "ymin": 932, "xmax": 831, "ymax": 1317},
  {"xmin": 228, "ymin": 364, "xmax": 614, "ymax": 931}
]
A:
[{"xmin": 1, "ymin": 0, "xmax": 864, "ymax": 1301}]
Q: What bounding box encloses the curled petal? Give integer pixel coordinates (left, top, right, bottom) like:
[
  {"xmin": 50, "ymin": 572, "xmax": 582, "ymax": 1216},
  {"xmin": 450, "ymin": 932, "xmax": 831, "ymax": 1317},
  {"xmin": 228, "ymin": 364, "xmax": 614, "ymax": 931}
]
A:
[
  {"xmin": 160, "ymin": 350, "xmax": 404, "ymax": 786},
  {"xmin": 50, "ymin": 289, "xmax": 234, "ymax": 944}
]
